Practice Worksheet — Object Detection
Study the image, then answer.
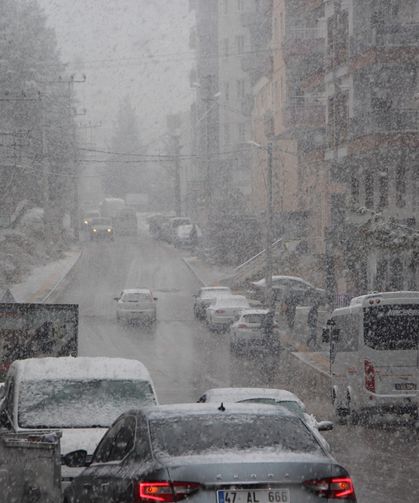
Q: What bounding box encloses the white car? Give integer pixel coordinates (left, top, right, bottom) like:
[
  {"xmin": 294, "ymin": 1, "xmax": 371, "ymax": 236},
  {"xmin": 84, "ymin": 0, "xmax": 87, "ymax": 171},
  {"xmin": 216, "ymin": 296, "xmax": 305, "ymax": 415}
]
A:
[
  {"xmin": 206, "ymin": 294, "xmax": 250, "ymax": 331},
  {"xmin": 193, "ymin": 286, "xmax": 232, "ymax": 319},
  {"xmin": 0, "ymin": 356, "xmax": 158, "ymax": 489},
  {"xmin": 114, "ymin": 288, "xmax": 157, "ymax": 323},
  {"xmin": 197, "ymin": 387, "xmax": 334, "ymax": 450},
  {"xmin": 230, "ymin": 308, "xmax": 280, "ymax": 353}
]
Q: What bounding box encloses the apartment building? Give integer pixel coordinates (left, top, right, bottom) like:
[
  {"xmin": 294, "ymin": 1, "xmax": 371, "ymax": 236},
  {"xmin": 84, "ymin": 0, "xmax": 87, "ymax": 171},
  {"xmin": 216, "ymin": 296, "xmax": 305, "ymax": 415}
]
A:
[{"xmin": 325, "ymin": 0, "xmax": 419, "ymax": 295}]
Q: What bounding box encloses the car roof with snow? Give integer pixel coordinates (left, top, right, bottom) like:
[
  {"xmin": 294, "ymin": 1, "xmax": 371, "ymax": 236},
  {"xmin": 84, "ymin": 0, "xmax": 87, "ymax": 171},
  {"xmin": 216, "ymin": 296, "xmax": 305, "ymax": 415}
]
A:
[
  {"xmin": 130, "ymin": 402, "xmax": 296, "ymax": 420},
  {"xmin": 201, "ymin": 286, "xmax": 231, "ymax": 291},
  {"xmin": 238, "ymin": 309, "xmax": 270, "ymax": 316},
  {"xmin": 121, "ymin": 288, "xmax": 152, "ymax": 294},
  {"xmin": 11, "ymin": 356, "xmax": 153, "ymax": 383},
  {"xmin": 201, "ymin": 387, "xmax": 304, "ymax": 405},
  {"xmin": 212, "ymin": 294, "xmax": 249, "ymax": 304},
  {"xmin": 251, "ymin": 276, "xmax": 314, "ymax": 288}
]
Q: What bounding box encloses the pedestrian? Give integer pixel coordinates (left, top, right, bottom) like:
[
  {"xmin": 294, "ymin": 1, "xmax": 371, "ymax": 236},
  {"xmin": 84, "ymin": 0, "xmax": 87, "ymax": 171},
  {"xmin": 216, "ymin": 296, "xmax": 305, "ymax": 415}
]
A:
[
  {"xmin": 306, "ymin": 302, "xmax": 319, "ymax": 349},
  {"xmin": 285, "ymin": 295, "xmax": 297, "ymax": 329},
  {"xmin": 261, "ymin": 309, "xmax": 280, "ymax": 353},
  {"xmin": 189, "ymin": 223, "xmax": 198, "ymax": 250}
]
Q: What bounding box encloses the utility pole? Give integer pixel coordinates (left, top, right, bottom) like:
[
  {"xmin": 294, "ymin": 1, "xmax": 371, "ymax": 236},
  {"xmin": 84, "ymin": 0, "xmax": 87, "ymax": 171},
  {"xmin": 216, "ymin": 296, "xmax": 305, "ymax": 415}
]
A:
[
  {"xmin": 265, "ymin": 142, "xmax": 273, "ymax": 309},
  {"xmin": 173, "ymin": 134, "xmax": 182, "ymax": 217}
]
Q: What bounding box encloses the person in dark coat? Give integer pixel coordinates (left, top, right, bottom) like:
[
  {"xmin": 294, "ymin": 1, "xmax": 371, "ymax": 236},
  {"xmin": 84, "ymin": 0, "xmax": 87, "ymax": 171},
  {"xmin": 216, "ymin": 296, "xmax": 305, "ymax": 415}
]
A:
[{"xmin": 306, "ymin": 302, "xmax": 319, "ymax": 349}]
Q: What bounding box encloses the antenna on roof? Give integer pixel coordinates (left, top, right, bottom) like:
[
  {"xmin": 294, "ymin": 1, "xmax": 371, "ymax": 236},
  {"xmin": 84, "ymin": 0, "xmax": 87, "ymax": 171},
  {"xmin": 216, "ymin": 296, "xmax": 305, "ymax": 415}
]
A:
[{"xmin": 218, "ymin": 402, "xmax": 225, "ymax": 412}]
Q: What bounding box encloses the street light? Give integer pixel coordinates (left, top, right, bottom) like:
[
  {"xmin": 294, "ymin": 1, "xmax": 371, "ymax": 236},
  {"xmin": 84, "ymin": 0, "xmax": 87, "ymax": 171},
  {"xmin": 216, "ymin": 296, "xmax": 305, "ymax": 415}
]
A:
[{"xmin": 246, "ymin": 140, "xmax": 274, "ymax": 309}]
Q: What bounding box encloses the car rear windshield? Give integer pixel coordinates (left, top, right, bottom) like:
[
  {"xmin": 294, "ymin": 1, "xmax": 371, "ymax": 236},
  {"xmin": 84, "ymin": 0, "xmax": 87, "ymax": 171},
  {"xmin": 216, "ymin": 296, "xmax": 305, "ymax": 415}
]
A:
[
  {"xmin": 122, "ymin": 292, "xmax": 151, "ymax": 302},
  {"xmin": 238, "ymin": 399, "xmax": 305, "ymax": 419},
  {"xmin": 201, "ymin": 289, "xmax": 230, "ymax": 299},
  {"xmin": 91, "ymin": 218, "xmax": 111, "ymax": 225},
  {"xmin": 18, "ymin": 379, "xmax": 156, "ymax": 428},
  {"xmin": 363, "ymin": 305, "xmax": 419, "ymax": 350},
  {"xmin": 150, "ymin": 414, "xmax": 320, "ymax": 457},
  {"xmin": 219, "ymin": 298, "xmax": 249, "ymax": 307}
]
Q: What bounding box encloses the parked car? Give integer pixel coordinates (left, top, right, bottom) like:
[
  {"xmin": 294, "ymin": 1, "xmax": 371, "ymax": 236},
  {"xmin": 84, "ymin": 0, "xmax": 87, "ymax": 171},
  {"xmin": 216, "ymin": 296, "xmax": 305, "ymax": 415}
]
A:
[
  {"xmin": 88, "ymin": 217, "xmax": 114, "ymax": 240},
  {"xmin": 0, "ymin": 356, "xmax": 158, "ymax": 490},
  {"xmin": 63, "ymin": 403, "xmax": 355, "ymax": 503},
  {"xmin": 229, "ymin": 308, "xmax": 280, "ymax": 353},
  {"xmin": 114, "ymin": 288, "xmax": 157, "ymax": 324},
  {"xmin": 147, "ymin": 213, "xmax": 170, "ymax": 239},
  {"xmin": 174, "ymin": 223, "xmax": 202, "ymax": 248},
  {"xmin": 197, "ymin": 387, "xmax": 334, "ymax": 451},
  {"xmin": 250, "ymin": 275, "xmax": 326, "ymax": 305},
  {"xmin": 113, "ymin": 207, "xmax": 138, "ymax": 235},
  {"xmin": 193, "ymin": 286, "xmax": 232, "ymax": 319},
  {"xmin": 206, "ymin": 294, "xmax": 250, "ymax": 331},
  {"xmin": 167, "ymin": 216, "xmax": 191, "ymax": 243}
]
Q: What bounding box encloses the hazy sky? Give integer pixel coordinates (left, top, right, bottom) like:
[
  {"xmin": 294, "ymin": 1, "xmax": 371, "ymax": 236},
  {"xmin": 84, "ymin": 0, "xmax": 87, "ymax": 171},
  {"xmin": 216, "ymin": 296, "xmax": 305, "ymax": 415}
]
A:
[{"xmin": 38, "ymin": 0, "xmax": 194, "ymax": 150}]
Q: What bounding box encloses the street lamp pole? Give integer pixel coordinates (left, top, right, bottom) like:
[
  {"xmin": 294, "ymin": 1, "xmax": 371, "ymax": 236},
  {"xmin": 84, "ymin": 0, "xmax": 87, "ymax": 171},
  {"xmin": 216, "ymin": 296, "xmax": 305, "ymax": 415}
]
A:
[{"xmin": 265, "ymin": 141, "xmax": 273, "ymax": 309}]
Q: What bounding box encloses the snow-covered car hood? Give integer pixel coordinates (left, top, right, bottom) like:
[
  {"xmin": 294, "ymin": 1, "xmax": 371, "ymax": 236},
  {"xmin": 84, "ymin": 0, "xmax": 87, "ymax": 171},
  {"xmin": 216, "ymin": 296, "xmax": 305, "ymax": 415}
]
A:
[{"xmin": 60, "ymin": 427, "xmax": 108, "ymax": 455}]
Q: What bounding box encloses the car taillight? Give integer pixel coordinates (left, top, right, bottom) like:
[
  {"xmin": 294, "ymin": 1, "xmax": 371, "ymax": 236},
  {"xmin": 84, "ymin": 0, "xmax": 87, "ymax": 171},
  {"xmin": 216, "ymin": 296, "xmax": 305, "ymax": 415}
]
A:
[
  {"xmin": 364, "ymin": 359, "xmax": 376, "ymax": 393},
  {"xmin": 215, "ymin": 309, "xmax": 225, "ymax": 314},
  {"xmin": 304, "ymin": 477, "xmax": 356, "ymax": 500},
  {"xmin": 138, "ymin": 481, "xmax": 201, "ymax": 502}
]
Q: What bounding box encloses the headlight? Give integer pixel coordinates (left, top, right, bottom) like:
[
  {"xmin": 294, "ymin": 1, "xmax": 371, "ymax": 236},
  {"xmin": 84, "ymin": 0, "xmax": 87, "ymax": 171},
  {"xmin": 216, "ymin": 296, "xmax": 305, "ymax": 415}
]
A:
[
  {"xmin": 93, "ymin": 228, "xmax": 97, "ymax": 233},
  {"xmin": 107, "ymin": 228, "xmax": 112, "ymax": 233},
  {"xmin": 84, "ymin": 220, "xmax": 88, "ymax": 225}
]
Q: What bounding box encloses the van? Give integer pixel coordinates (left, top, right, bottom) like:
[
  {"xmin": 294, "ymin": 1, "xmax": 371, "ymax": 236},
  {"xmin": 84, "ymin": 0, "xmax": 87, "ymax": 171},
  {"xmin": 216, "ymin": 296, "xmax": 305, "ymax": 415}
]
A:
[{"xmin": 322, "ymin": 291, "xmax": 418, "ymax": 423}]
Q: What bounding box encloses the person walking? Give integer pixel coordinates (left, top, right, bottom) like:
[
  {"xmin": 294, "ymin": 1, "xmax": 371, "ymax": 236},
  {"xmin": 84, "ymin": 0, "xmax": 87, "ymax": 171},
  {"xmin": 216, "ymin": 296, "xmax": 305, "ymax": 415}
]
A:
[{"xmin": 306, "ymin": 302, "xmax": 319, "ymax": 349}]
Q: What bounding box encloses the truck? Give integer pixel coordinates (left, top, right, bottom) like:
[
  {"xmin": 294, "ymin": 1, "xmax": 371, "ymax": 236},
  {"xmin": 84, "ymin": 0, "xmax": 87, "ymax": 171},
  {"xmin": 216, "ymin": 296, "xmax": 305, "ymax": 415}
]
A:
[
  {"xmin": 0, "ymin": 303, "xmax": 78, "ymax": 379},
  {"xmin": 0, "ymin": 431, "xmax": 62, "ymax": 502}
]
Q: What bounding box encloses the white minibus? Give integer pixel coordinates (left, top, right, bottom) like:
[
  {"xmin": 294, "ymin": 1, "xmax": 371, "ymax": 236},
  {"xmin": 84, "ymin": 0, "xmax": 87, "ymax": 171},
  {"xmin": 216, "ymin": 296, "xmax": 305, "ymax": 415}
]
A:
[{"xmin": 322, "ymin": 291, "xmax": 418, "ymax": 423}]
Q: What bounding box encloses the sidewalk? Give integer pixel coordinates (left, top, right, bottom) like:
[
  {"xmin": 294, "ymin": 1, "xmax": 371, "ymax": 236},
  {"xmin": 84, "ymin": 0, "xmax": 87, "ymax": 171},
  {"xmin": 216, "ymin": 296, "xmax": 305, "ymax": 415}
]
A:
[
  {"xmin": 182, "ymin": 254, "xmax": 235, "ymax": 287},
  {"xmin": 10, "ymin": 248, "xmax": 81, "ymax": 303}
]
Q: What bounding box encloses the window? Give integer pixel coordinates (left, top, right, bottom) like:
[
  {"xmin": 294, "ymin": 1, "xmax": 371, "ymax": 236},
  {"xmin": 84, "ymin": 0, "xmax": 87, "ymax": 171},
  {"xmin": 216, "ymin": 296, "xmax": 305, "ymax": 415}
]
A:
[
  {"xmin": 378, "ymin": 170, "xmax": 388, "ymax": 208},
  {"xmin": 333, "ymin": 314, "xmax": 359, "ymax": 352},
  {"xmin": 224, "ymin": 81, "xmax": 230, "ymax": 101},
  {"xmin": 223, "ymin": 38, "xmax": 229, "ymax": 57},
  {"xmin": 236, "ymin": 35, "xmax": 245, "ymax": 54},
  {"xmin": 365, "ymin": 171, "xmax": 374, "ymax": 209},
  {"xmin": 238, "ymin": 123, "xmax": 246, "ymax": 141},
  {"xmin": 236, "ymin": 79, "xmax": 245, "ymax": 98},
  {"xmin": 93, "ymin": 416, "xmax": 136, "ymax": 463},
  {"xmin": 395, "ymin": 163, "xmax": 406, "ymax": 208}
]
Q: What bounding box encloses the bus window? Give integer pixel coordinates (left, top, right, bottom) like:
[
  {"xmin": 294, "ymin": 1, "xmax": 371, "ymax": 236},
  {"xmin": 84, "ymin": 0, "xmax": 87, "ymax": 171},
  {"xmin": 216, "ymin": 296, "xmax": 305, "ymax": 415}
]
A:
[
  {"xmin": 363, "ymin": 305, "xmax": 419, "ymax": 351},
  {"xmin": 334, "ymin": 314, "xmax": 358, "ymax": 352}
]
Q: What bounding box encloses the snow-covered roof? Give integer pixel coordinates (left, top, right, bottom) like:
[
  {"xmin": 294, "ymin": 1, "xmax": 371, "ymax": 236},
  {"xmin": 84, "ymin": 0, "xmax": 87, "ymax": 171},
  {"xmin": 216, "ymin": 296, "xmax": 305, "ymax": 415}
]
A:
[
  {"xmin": 200, "ymin": 286, "xmax": 231, "ymax": 292},
  {"xmin": 350, "ymin": 291, "xmax": 419, "ymax": 306},
  {"xmin": 202, "ymin": 388, "xmax": 302, "ymax": 405},
  {"xmin": 121, "ymin": 288, "xmax": 152, "ymax": 295},
  {"xmin": 212, "ymin": 295, "xmax": 249, "ymax": 306},
  {"xmin": 251, "ymin": 276, "xmax": 313, "ymax": 288},
  {"xmin": 239, "ymin": 309, "xmax": 270, "ymax": 316},
  {"xmin": 13, "ymin": 356, "xmax": 153, "ymax": 383}
]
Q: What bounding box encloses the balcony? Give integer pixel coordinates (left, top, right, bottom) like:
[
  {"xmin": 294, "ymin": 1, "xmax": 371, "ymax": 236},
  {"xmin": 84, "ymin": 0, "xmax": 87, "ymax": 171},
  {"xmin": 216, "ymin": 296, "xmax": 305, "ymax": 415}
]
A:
[
  {"xmin": 351, "ymin": 23, "xmax": 419, "ymax": 56},
  {"xmin": 350, "ymin": 109, "xmax": 419, "ymax": 138},
  {"xmin": 282, "ymin": 27, "xmax": 325, "ymax": 61},
  {"xmin": 284, "ymin": 103, "xmax": 325, "ymax": 130}
]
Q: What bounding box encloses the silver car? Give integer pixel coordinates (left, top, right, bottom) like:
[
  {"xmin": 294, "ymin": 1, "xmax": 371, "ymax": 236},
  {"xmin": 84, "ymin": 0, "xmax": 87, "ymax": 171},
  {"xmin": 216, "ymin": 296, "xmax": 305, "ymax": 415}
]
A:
[
  {"xmin": 63, "ymin": 403, "xmax": 356, "ymax": 503},
  {"xmin": 206, "ymin": 294, "xmax": 250, "ymax": 331},
  {"xmin": 193, "ymin": 286, "xmax": 232, "ymax": 319},
  {"xmin": 229, "ymin": 309, "xmax": 280, "ymax": 352},
  {"xmin": 115, "ymin": 288, "xmax": 158, "ymax": 323}
]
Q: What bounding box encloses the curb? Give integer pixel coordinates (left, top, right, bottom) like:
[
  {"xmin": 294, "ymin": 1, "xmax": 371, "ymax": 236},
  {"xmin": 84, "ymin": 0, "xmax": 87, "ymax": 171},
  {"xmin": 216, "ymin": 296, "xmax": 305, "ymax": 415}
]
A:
[
  {"xmin": 181, "ymin": 257, "xmax": 206, "ymax": 287},
  {"xmin": 40, "ymin": 249, "xmax": 82, "ymax": 303}
]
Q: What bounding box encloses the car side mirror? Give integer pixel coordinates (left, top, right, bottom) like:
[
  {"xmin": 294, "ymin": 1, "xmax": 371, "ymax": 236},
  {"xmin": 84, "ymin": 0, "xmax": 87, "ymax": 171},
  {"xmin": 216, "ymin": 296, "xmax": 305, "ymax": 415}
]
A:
[
  {"xmin": 317, "ymin": 420, "xmax": 334, "ymax": 432},
  {"xmin": 63, "ymin": 449, "xmax": 89, "ymax": 467},
  {"xmin": 153, "ymin": 297, "xmax": 158, "ymax": 301},
  {"xmin": 113, "ymin": 297, "xmax": 119, "ymax": 301}
]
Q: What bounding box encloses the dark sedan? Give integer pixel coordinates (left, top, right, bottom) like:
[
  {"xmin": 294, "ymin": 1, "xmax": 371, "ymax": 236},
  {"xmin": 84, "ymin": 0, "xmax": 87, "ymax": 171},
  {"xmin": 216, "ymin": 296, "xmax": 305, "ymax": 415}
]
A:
[{"xmin": 63, "ymin": 403, "xmax": 356, "ymax": 503}]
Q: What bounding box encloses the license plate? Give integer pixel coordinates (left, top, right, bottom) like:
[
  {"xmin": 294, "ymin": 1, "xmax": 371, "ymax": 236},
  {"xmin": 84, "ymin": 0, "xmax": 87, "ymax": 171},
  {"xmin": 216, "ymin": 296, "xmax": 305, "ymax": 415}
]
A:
[
  {"xmin": 217, "ymin": 489, "xmax": 290, "ymax": 503},
  {"xmin": 395, "ymin": 383, "xmax": 416, "ymax": 391}
]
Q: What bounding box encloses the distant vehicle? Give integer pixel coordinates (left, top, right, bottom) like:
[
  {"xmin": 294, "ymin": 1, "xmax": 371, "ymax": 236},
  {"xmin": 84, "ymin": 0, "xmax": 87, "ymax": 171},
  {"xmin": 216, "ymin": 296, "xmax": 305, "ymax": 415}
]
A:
[
  {"xmin": 250, "ymin": 275, "xmax": 326, "ymax": 305},
  {"xmin": 167, "ymin": 216, "xmax": 191, "ymax": 243},
  {"xmin": 147, "ymin": 213, "xmax": 172, "ymax": 240},
  {"xmin": 0, "ymin": 302, "xmax": 78, "ymax": 378},
  {"xmin": 113, "ymin": 207, "xmax": 138, "ymax": 235},
  {"xmin": 89, "ymin": 217, "xmax": 114, "ymax": 240},
  {"xmin": 197, "ymin": 387, "xmax": 334, "ymax": 448},
  {"xmin": 322, "ymin": 291, "xmax": 419, "ymax": 424},
  {"xmin": 99, "ymin": 197, "xmax": 126, "ymax": 219},
  {"xmin": 125, "ymin": 192, "xmax": 149, "ymax": 210},
  {"xmin": 81, "ymin": 210, "xmax": 100, "ymax": 231},
  {"xmin": 193, "ymin": 286, "xmax": 232, "ymax": 319},
  {"xmin": 206, "ymin": 294, "xmax": 250, "ymax": 331},
  {"xmin": 229, "ymin": 308, "xmax": 280, "ymax": 353},
  {"xmin": 114, "ymin": 288, "xmax": 158, "ymax": 324},
  {"xmin": 173, "ymin": 223, "xmax": 202, "ymax": 248},
  {"xmin": 63, "ymin": 403, "xmax": 355, "ymax": 503},
  {"xmin": 0, "ymin": 356, "xmax": 158, "ymax": 490}
]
